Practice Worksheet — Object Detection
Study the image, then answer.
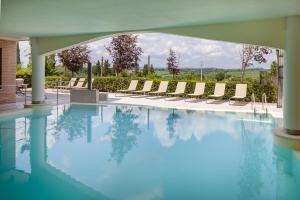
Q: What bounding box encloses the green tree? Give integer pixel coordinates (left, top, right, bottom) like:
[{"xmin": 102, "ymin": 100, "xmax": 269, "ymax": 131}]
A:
[
  {"xmin": 270, "ymin": 61, "xmax": 277, "ymax": 76},
  {"xmin": 58, "ymin": 46, "xmax": 90, "ymax": 77},
  {"xmin": 17, "ymin": 42, "xmax": 21, "ymax": 65},
  {"xmin": 103, "ymin": 59, "xmax": 111, "ymax": 76},
  {"xmin": 240, "ymin": 45, "xmax": 272, "ymax": 82},
  {"xmin": 133, "ymin": 62, "xmax": 139, "ymax": 75},
  {"xmin": 215, "ymin": 71, "xmax": 225, "ymax": 81},
  {"xmin": 166, "ymin": 48, "xmax": 179, "ymax": 79},
  {"xmin": 45, "ymin": 54, "xmax": 58, "ymax": 76},
  {"xmin": 95, "ymin": 60, "xmax": 101, "ymax": 75},
  {"xmin": 149, "ymin": 64, "xmax": 155, "ymax": 74},
  {"xmin": 143, "ymin": 64, "xmax": 149, "ymax": 76},
  {"xmin": 106, "ymin": 34, "xmax": 143, "ymax": 76}
]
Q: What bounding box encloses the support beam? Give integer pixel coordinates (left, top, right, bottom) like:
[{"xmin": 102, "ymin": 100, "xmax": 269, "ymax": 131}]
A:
[
  {"xmin": 284, "ymin": 16, "xmax": 300, "ymax": 135},
  {"xmin": 31, "ymin": 38, "xmax": 45, "ymax": 104}
]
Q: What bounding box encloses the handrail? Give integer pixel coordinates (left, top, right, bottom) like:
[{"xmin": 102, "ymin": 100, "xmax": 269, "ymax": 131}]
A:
[
  {"xmin": 262, "ymin": 93, "xmax": 268, "ymax": 114},
  {"xmin": 251, "ymin": 93, "xmax": 256, "ymax": 111}
]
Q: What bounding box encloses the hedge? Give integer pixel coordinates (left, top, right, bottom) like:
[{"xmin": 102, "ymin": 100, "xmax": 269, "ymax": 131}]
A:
[
  {"xmin": 45, "ymin": 76, "xmax": 71, "ymax": 88},
  {"xmin": 43, "ymin": 76, "xmax": 276, "ymax": 102},
  {"xmin": 92, "ymin": 76, "xmax": 277, "ymax": 103}
]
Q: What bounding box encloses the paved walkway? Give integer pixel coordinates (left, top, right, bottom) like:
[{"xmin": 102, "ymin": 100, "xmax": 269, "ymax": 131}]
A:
[{"xmin": 0, "ymin": 89, "xmax": 283, "ymax": 119}]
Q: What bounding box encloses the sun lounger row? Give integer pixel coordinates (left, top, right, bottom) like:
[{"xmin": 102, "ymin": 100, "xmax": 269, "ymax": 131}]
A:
[
  {"xmin": 117, "ymin": 80, "xmax": 248, "ymax": 102},
  {"xmin": 56, "ymin": 78, "xmax": 94, "ymax": 89}
]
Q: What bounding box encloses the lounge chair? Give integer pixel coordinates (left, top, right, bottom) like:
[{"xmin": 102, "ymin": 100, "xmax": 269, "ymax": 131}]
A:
[
  {"xmin": 58, "ymin": 77, "xmax": 77, "ymax": 90},
  {"xmin": 167, "ymin": 82, "xmax": 186, "ymax": 96},
  {"xmin": 83, "ymin": 78, "xmax": 94, "ymax": 89},
  {"xmin": 207, "ymin": 83, "xmax": 226, "ymax": 102},
  {"xmin": 229, "ymin": 84, "xmax": 247, "ymax": 104},
  {"xmin": 117, "ymin": 80, "xmax": 139, "ymax": 93},
  {"xmin": 132, "ymin": 80, "xmax": 153, "ymax": 94},
  {"xmin": 74, "ymin": 78, "xmax": 86, "ymax": 89},
  {"xmin": 188, "ymin": 82, "xmax": 205, "ymax": 98},
  {"xmin": 16, "ymin": 78, "xmax": 25, "ymax": 95},
  {"xmin": 149, "ymin": 81, "xmax": 169, "ymax": 95}
]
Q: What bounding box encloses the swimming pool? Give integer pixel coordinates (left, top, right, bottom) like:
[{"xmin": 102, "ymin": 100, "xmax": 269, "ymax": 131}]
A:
[{"xmin": 0, "ymin": 104, "xmax": 299, "ymax": 200}]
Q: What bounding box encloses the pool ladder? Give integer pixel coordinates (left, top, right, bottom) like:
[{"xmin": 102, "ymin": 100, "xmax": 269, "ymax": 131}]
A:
[
  {"xmin": 251, "ymin": 93, "xmax": 268, "ymax": 114},
  {"xmin": 262, "ymin": 93, "xmax": 268, "ymax": 114}
]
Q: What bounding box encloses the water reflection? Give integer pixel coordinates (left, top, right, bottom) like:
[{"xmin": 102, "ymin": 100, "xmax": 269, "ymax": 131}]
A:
[
  {"xmin": 106, "ymin": 107, "xmax": 141, "ymax": 165},
  {"xmin": 55, "ymin": 105, "xmax": 98, "ymax": 142},
  {"xmin": 238, "ymin": 120, "xmax": 273, "ymax": 200},
  {"xmin": 0, "ymin": 105, "xmax": 300, "ymax": 200},
  {"xmin": 166, "ymin": 109, "xmax": 181, "ymax": 141}
]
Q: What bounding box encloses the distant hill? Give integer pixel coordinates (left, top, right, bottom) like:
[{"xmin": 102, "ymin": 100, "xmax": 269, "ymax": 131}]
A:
[{"xmin": 155, "ymin": 67, "xmax": 268, "ymax": 72}]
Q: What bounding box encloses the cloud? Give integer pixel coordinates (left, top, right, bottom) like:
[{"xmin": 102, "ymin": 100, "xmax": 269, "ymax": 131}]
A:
[{"xmin": 19, "ymin": 33, "xmax": 276, "ymax": 69}]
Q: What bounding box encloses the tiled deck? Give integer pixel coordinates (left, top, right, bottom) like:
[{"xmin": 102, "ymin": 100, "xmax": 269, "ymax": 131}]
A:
[{"xmin": 0, "ymin": 89, "xmax": 283, "ymax": 119}]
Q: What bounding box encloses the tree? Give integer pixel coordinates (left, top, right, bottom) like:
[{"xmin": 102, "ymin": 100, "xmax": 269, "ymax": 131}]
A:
[
  {"xmin": 215, "ymin": 71, "xmax": 225, "ymax": 81},
  {"xmin": 58, "ymin": 46, "xmax": 90, "ymax": 77},
  {"xmin": 106, "ymin": 34, "xmax": 143, "ymax": 76},
  {"xmin": 240, "ymin": 45, "xmax": 272, "ymax": 82},
  {"xmin": 149, "ymin": 64, "xmax": 155, "ymax": 74},
  {"xmin": 93, "ymin": 60, "xmax": 101, "ymax": 76},
  {"xmin": 17, "ymin": 42, "xmax": 21, "ymax": 65},
  {"xmin": 270, "ymin": 61, "xmax": 277, "ymax": 76},
  {"xmin": 103, "ymin": 59, "xmax": 111, "ymax": 76},
  {"xmin": 134, "ymin": 63, "xmax": 140, "ymax": 76},
  {"xmin": 166, "ymin": 48, "xmax": 180, "ymax": 79},
  {"xmin": 45, "ymin": 54, "xmax": 58, "ymax": 76},
  {"xmin": 100, "ymin": 56, "xmax": 104, "ymax": 76},
  {"xmin": 143, "ymin": 64, "xmax": 149, "ymax": 76}
]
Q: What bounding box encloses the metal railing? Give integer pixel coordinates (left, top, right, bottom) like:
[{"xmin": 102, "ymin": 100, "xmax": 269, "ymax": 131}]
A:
[
  {"xmin": 262, "ymin": 93, "xmax": 268, "ymax": 114},
  {"xmin": 251, "ymin": 93, "xmax": 256, "ymax": 113}
]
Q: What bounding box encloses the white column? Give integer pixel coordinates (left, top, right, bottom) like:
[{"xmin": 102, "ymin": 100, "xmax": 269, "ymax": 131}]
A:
[
  {"xmin": 31, "ymin": 38, "xmax": 45, "ymax": 104},
  {"xmin": 284, "ymin": 16, "xmax": 300, "ymax": 135}
]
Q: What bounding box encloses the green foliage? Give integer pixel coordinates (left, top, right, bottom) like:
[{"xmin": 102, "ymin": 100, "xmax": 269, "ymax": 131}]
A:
[
  {"xmin": 17, "ymin": 42, "xmax": 21, "ymax": 65},
  {"xmin": 104, "ymin": 60, "xmax": 112, "ymax": 76},
  {"xmin": 215, "ymin": 71, "xmax": 225, "ymax": 81},
  {"xmin": 16, "ymin": 67, "xmax": 32, "ymax": 85},
  {"xmin": 143, "ymin": 64, "xmax": 149, "ymax": 75},
  {"xmin": 92, "ymin": 77, "xmax": 277, "ymax": 102},
  {"xmin": 149, "ymin": 64, "xmax": 155, "ymax": 74},
  {"xmin": 270, "ymin": 61, "xmax": 277, "ymax": 76},
  {"xmin": 166, "ymin": 48, "xmax": 179, "ymax": 78},
  {"xmin": 45, "ymin": 76, "xmax": 70, "ymax": 88}
]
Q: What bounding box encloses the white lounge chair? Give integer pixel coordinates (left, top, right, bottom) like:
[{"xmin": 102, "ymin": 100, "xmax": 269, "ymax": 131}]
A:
[
  {"xmin": 74, "ymin": 78, "xmax": 86, "ymax": 89},
  {"xmin": 58, "ymin": 77, "xmax": 77, "ymax": 89},
  {"xmin": 132, "ymin": 80, "xmax": 153, "ymax": 94},
  {"xmin": 149, "ymin": 81, "xmax": 169, "ymax": 95},
  {"xmin": 207, "ymin": 83, "xmax": 226, "ymax": 102},
  {"xmin": 167, "ymin": 82, "xmax": 186, "ymax": 96},
  {"xmin": 117, "ymin": 80, "xmax": 139, "ymax": 93},
  {"xmin": 188, "ymin": 82, "xmax": 205, "ymax": 98},
  {"xmin": 83, "ymin": 78, "xmax": 94, "ymax": 89},
  {"xmin": 229, "ymin": 84, "xmax": 247, "ymax": 104}
]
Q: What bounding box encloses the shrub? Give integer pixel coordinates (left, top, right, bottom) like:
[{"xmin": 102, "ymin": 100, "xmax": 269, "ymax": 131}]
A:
[
  {"xmin": 45, "ymin": 76, "xmax": 70, "ymax": 88},
  {"xmin": 215, "ymin": 71, "xmax": 225, "ymax": 81},
  {"xmin": 16, "ymin": 67, "xmax": 32, "ymax": 86}
]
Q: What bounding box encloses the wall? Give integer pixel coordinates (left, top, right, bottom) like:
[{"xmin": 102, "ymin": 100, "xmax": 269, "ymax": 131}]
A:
[{"xmin": 0, "ymin": 40, "xmax": 16, "ymax": 104}]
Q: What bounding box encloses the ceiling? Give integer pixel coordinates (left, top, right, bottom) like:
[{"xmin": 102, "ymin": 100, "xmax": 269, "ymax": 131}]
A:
[{"xmin": 0, "ymin": 0, "xmax": 300, "ymax": 38}]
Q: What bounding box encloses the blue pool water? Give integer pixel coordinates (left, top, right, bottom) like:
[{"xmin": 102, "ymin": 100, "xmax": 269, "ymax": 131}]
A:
[{"xmin": 0, "ymin": 104, "xmax": 300, "ymax": 200}]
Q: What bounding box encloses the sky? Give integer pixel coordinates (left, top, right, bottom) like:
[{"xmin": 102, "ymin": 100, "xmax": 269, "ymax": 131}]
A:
[{"xmin": 19, "ymin": 33, "xmax": 276, "ymax": 69}]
